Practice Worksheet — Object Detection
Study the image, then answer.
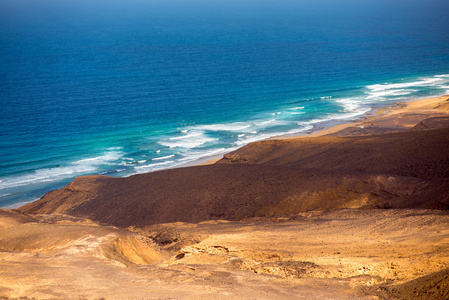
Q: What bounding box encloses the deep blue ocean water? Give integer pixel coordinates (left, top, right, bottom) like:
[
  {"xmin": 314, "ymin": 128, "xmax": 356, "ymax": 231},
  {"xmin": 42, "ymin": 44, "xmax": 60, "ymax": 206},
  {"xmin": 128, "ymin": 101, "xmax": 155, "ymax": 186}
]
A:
[{"xmin": 1, "ymin": 0, "xmax": 449, "ymax": 208}]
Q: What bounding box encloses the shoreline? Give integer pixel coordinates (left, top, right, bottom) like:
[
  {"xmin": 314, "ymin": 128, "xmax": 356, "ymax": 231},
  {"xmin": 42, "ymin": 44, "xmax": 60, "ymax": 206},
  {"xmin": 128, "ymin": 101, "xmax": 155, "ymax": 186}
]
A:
[
  {"xmin": 280, "ymin": 94, "xmax": 449, "ymax": 139},
  {"xmin": 2, "ymin": 95, "xmax": 448, "ymax": 209},
  {"xmin": 195, "ymin": 94, "xmax": 449, "ymax": 166}
]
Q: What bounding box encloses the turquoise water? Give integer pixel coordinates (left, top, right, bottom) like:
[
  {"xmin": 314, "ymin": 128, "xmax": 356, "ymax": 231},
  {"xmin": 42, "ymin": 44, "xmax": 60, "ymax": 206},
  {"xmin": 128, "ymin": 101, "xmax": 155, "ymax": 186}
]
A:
[{"xmin": 1, "ymin": 0, "xmax": 449, "ymax": 208}]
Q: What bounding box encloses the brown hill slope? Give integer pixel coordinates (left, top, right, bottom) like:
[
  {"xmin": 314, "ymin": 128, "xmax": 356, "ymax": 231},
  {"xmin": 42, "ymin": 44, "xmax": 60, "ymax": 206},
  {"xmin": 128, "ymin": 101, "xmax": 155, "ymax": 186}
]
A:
[
  {"xmin": 219, "ymin": 127, "xmax": 449, "ymax": 179},
  {"xmin": 19, "ymin": 124, "xmax": 449, "ymax": 228}
]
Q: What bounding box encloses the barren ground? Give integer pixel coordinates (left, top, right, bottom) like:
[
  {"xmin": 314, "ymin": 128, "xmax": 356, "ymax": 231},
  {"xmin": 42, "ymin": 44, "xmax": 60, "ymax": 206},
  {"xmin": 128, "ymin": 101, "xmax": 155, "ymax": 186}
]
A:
[{"xmin": 1, "ymin": 209, "xmax": 449, "ymax": 299}]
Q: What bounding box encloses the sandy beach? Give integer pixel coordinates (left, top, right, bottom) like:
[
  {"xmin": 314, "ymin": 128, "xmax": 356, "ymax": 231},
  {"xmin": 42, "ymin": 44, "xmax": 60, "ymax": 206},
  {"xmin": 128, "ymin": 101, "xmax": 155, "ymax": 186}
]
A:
[
  {"xmin": 286, "ymin": 95, "xmax": 449, "ymax": 138},
  {"xmin": 1, "ymin": 95, "xmax": 449, "ymax": 299},
  {"xmin": 198, "ymin": 95, "xmax": 449, "ymax": 165}
]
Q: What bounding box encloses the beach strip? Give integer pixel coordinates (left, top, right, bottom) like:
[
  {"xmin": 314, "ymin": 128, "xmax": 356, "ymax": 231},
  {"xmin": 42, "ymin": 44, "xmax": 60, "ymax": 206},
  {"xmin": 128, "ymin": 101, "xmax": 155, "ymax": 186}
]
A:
[
  {"xmin": 277, "ymin": 95, "xmax": 449, "ymax": 139},
  {"xmin": 195, "ymin": 95, "xmax": 449, "ymax": 166}
]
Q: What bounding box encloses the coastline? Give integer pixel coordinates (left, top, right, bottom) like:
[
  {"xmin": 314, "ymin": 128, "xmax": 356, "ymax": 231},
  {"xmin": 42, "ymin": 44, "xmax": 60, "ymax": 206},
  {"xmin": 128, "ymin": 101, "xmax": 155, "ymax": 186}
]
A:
[
  {"xmin": 19, "ymin": 93, "xmax": 449, "ymax": 220},
  {"xmin": 98, "ymin": 94, "xmax": 449, "ymax": 170},
  {"xmin": 2, "ymin": 95, "xmax": 448, "ymax": 209},
  {"xmin": 196, "ymin": 94, "xmax": 449, "ymax": 166},
  {"xmin": 281, "ymin": 94, "xmax": 449, "ymax": 139},
  {"xmin": 2, "ymin": 94, "xmax": 449, "ymax": 299}
]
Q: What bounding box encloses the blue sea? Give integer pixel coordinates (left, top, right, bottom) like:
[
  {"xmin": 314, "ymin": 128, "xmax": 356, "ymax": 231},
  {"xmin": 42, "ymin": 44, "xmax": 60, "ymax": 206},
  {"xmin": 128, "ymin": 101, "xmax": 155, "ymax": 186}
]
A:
[{"xmin": 1, "ymin": 0, "xmax": 449, "ymax": 208}]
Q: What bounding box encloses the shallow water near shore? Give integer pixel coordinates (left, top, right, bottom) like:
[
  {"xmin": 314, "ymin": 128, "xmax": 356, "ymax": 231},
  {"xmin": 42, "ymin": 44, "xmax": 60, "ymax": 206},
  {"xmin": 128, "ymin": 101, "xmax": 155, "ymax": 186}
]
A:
[{"xmin": 1, "ymin": 0, "xmax": 449, "ymax": 208}]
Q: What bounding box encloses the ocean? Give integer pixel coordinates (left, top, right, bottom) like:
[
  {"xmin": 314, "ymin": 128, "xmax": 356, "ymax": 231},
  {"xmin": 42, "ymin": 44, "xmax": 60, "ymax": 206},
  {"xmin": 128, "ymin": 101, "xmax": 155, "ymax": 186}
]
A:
[{"xmin": 1, "ymin": 0, "xmax": 449, "ymax": 208}]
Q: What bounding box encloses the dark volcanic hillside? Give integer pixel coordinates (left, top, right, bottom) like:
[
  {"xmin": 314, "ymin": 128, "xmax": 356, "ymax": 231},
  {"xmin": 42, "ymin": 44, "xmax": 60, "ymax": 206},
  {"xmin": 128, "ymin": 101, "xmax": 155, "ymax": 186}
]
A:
[
  {"xmin": 218, "ymin": 126, "xmax": 449, "ymax": 179},
  {"xmin": 19, "ymin": 121, "xmax": 449, "ymax": 228}
]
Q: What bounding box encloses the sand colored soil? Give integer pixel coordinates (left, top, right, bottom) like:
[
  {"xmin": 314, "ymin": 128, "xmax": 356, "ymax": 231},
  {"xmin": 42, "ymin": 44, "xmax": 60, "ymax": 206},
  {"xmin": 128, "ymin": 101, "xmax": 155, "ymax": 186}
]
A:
[
  {"xmin": 1, "ymin": 209, "xmax": 448, "ymax": 299},
  {"xmin": 1, "ymin": 95, "xmax": 449, "ymax": 299}
]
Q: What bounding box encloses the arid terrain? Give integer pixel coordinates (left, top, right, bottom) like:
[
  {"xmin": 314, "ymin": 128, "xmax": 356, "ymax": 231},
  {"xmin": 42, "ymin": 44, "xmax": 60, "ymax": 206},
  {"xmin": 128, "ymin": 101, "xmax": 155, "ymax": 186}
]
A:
[
  {"xmin": 1, "ymin": 209, "xmax": 449, "ymax": 299},
  {"xmin": 1, "ymin": 96, "xmax": 449, "ymax": 299}
]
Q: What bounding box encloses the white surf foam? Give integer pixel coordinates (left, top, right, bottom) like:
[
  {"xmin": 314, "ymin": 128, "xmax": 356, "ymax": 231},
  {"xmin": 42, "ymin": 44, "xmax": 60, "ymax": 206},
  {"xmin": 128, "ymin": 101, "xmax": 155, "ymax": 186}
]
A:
[
  {"xmin": 234, "ymin": 124, "xmax": 314, "ymax": 146},
  {"xmin": 167, "ymin": 131, "xmax": 205, "ymax": 140},
  {"xmin": 74, "ymin": 151, "xmax": 122, "ymax": 166},
  {"xmin": 159, "ymin": 131, "xmax": 218, "ymax": 148},
  {"xmin": 152, "ymin": 154, "xmax": 175, "ymax": 161},
  {"xmin": 335, "ymin": 98, "xmax": 362, "ymax": 111},
  {"xmin": 298, "ymin": 118, "xmax": 328, "ymax": 126},
  {"xmin": 297, "ymin": 98, "xmax": 371, "ymax": 127},
  {"xmin": 331, "ymin": 107, "xmax": 372, "ymax": 120},
  {"xmin": 331, "ymin": 97, "xmax": 372, "ymax": 120},
  {"xmin": 0, "ymin": 166, "xmax": 96, "ymax": 189},
  {"xmin": 256, "ymin": 119, "xmax": 277, "ymax": 126},
  {"xmin": 299, "ymin": 124, "xmax": 314, "ymax": 132},
  {"xmin": 195, "ymin": 123, "xmax": 252, "ymax": 132},
  {"xmin": 131, "ymin": 147, "xmax": 228, "ymax": 175},
  {"xmin": 0, "ymin": 151, "xmax": 123, "ymax": 190},
  {"xmin": 365, "ymin": 76, "xmax": 449, "ymax": 101},
  {"xmin": 367, "ymin": 77, "xmax": 444, "ymax": 92},
  {"xmin": 254, "ymin": 119, "xmax": 290, "ymax": 129},
  {"xmin": 173, "ymin": 147, "xmax": 228, "ymax": 165},
  {"xmin": 133, "ymin": 160, "xmax": 174, "ymax": 173},
  {"xmin": 366, "ymin": 88, "xmax": 417, "ymax": 100}
]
